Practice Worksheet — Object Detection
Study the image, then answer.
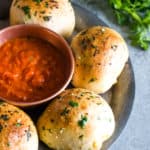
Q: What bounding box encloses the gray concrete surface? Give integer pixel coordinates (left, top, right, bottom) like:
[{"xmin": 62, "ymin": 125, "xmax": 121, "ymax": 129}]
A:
[
  {"xmin": 0, "ymin": 0, "xmax": 149, "ymax": 149},
  {"xmin": 73, "ymin": 0, "xmax": 150, "ymax": 149}
]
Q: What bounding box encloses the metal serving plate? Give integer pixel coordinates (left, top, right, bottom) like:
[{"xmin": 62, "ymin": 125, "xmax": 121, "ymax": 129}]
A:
[{"xmin": 0, "ymin": 2, "xmax": 135, "ymax": 150}]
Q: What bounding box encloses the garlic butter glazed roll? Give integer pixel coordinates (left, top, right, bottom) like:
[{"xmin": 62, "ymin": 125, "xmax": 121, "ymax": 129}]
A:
[
  {"xmin": 37, "ymin": 88, "xmax": 115, "ymax": 150},
  {"xmin": 10, "ymin": 0, "xmax": 75, "ymax": 38},
  {"xmin": 0, "ymin": 102, "xmax": 38, "ymax": 150},
  {"xmin": 71, "ymin": 26, "xmax": 129, "ymax": 93}
]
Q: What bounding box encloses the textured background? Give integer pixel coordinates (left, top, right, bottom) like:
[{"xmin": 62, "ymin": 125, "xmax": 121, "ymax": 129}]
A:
[
  {"xmin": 72, "ymin": 0, "xmax": 150, "ymax": 150},
  {"xmin": 0, "ymin": 0, "xmax": 149, "ymax": 149}
]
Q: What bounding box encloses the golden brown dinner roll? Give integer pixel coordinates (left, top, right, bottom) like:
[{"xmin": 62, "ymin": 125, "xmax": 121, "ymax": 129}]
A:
[
  {"xmin": 37, "ymin": 88, "xmax": 115, "ymax": 150},
  {"xmin": 71, "ymin": 26, "xmax": 129, "ymax": 93},
  {"xmin": 0, "ymin": 102, "xmax": 38, "ymax": 150},
  {"xmin": 10, "ymin": 0, "xmax": 75, "ymax": 37}
]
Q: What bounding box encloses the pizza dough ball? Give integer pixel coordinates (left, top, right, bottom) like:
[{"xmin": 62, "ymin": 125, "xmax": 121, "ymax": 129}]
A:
[
  {"xmin": 71, "ymin": 26, "xmax": 129, "ymax": 93},
  {"xmin": 10, "ymin": 0, "xmax": 75, "ymax": 37},
  {"xmin": 0, "ymin": 102, "xmax": 38, "ymax": 150},
  {"xmin": 37, "ymin": 88, "xmax": 115, "ymax": 150}
]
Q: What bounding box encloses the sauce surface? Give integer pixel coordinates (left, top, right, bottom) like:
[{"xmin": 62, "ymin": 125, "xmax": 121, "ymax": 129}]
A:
[{"xmin": 0, "ymin": 37, "xmax": 65, "ymax": 102}]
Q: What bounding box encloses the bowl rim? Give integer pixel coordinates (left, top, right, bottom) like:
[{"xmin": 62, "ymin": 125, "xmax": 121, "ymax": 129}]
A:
[{"xmin": 0, "ymin": 24, "xmax": 75, "ymax": 107}]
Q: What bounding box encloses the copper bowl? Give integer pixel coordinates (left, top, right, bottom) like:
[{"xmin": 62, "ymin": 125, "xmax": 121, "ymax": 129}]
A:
[{"xmin": 0, "ymin": 24, "xmax": 74, "ymax": 107}]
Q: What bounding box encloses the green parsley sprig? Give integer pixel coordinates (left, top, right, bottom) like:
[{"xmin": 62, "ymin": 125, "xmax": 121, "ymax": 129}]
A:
[{"xmin": 108, "ymin": 0, "xmax": 150, "ymax": 50}]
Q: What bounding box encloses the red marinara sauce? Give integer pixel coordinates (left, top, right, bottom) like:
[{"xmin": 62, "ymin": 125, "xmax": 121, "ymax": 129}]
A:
[{"xmin": 0, "ymin": 37, "xmax": 66, "ymax": 102}]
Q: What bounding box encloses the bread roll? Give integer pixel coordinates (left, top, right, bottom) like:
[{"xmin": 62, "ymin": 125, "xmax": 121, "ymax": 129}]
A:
[
  {"xmin": 10, "ymin": 0, "xmax": 75, "ymax": 38},
  {"xmin": 37, "ymin": 88, "xmax": 115, "ymax": 150},
  {"xmin": 71, "ymin": 26, "xmax": 129, "ymax": 93},
  {"xmin": 0, "ymin": 102, "xmax": 38, "ymax": 150}
]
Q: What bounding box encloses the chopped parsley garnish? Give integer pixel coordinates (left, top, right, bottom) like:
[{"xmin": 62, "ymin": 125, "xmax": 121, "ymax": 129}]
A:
[
  {"xmin": 78, "ymin": 115, "xmax": 88, "ymax": 128},
  {"xmin": 45, "ymin": 2, "xmax": 49, "ymax": 8},
  {"xmin": 33, "ymin": 0, "xmax": 42, "ymax": 4},
  {"xmin": 40, "ymin": 11, "xmax": 45, "ymax": 14},
  {"xmin": 80, "ymin": 38, "xmax": 87, "ymax": 49},
  {"xmin": 21, "ymin": 6, "xmax": 31, "ymax": 18},
  {"xmin": 43, "ymin": 16, "xmax": 51, "ymax": 21},
  {"xmin": 91, "ymin": 44, "xmax": 97, "ymax": 49},
  {"xmin": 0, "ymin": 114, "xmax": 9, "ymax": 121},
  {"xmin": 0, "ymin": 124, "xmax": 3, "ymax": 132},
  {"xmin": 60, "ymin": 107, "xmax": 70, "ymax": 116},
  {"xmin": 111, "ymin": 45, "xmax": 118, "ymax": 51},
  {"xmin": 93, "ymin": 49, "xmax": 99, "ymax": 57},
  {"xmin": 69, "ymin": 101, "xmax": 79, "ymax": 107},
  {"xmin": 48, "ymin": 129, "xmax": 52, "ymax": 133},
  {"xmin": 96, "ymin": 102, "xmax": 101, "ymax": 105},
  {"xmin": 88, "ymin": 78, "xmax": 97, "ymax": 83},
  {"xmin": 89, "ymin": 95, "xmax": 95, "ymax": 99},
  {"xmin": 16, "ymin": 122, "xmax": 22, "ymax": 127},
  {"xmin": 80, "ymin": 93, "xmax": 84, "ymax": 96},
  {"xmin": 79, "ymin": 134, "xmax": 84, "ymax": 140},
  {"xmin": 108, "ymin": 118, "xmax": 112, "ymax": 122},
  {"xmin": 7, "ymin": 142, "xmax": 10, "ymax": 147}
]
